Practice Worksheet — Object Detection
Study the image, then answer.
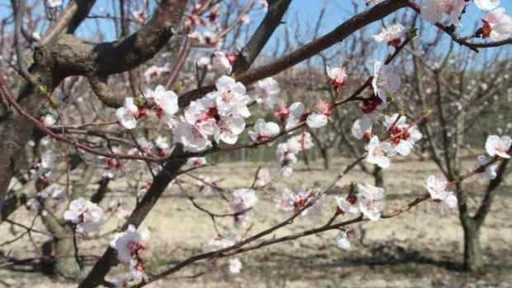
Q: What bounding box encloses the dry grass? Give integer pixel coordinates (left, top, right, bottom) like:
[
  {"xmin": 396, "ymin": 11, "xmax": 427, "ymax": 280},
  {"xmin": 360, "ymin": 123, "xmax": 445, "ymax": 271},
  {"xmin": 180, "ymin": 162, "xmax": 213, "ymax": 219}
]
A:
[{"xmin": 1, "ymin": 157, "xmax": 512, "ymax": 287}]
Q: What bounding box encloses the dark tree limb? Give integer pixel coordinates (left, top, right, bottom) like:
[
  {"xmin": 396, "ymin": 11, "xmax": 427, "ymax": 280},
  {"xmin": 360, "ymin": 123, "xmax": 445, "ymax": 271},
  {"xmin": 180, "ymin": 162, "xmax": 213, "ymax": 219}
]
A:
[
  {"xmin": 178, "ymin": 0, "xmax": 408, "ymax": 108},
  {"xmin": 0, "ymin": 0, "xmax": 189, "ymax": 209},
  {"xmin": 41, "ymin": 0, "xmax": 97, "ymax": 45},
  {"xmin": 87, "ymin": 75, "xmax": 125, "ymax": 108},
  {"xmin": 60, "ymin": 0, "xmax": 188, "ymax": 76},
  {"xmin": 231, "ymin": 0, "xmax": 292, "ymax": 75},
  {"xmin": 11, "ymin": 0, "xmax": 37, "ymax": 84},
  {"xmin": 78, "ymin": 146, "xmax": 187, "ymax": 288},
  {"xmin": 474, "ymin": 159, "xmax": 509, "ymax": 225}
]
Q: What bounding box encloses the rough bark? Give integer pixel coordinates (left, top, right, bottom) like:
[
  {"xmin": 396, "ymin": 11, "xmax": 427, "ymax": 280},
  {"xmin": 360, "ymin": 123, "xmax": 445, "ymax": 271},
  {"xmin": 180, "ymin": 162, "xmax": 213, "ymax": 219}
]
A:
[
  {"xmin": 0, "ymin": 0, "xmax": 189, "ymax": 214},
  {"xmin": 78, "ymin": 147, "xmax": 187, "ymax": 287},
  {"xmin": 373, "ymin": 165, "xmax": 383, "ymax": 187},
  {"xmin": 461, "ymin": 214, "xmax": 483, "ymax": 272},
  {"xmin": 320, "ymin": 147, "xmax": 329, "ymax": 170},
  {"xmin": 42, "ymin": 212, "xmax": 80, "ymax": 279}
]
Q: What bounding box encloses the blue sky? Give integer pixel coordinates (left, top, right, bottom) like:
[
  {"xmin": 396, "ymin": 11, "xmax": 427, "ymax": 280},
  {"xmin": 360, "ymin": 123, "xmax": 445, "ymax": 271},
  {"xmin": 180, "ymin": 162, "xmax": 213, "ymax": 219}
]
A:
[
  {"xmin": 287, "ymin": 0, "xmax": 512, "ymax": 36},
  {"xmin": 0, "ymin": 0, "xmax": 510, "ymax": 63},
  {"xmin": 1, "ymin": 0, "xmax": 511, "ymax": 39}
]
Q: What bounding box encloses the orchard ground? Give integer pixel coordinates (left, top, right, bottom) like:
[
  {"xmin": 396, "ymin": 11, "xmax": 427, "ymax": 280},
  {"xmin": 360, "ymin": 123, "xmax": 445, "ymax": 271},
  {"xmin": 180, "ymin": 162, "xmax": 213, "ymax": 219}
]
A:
[{"xmin": 1, "ymin": 156, "xmax": 512, "ymax": 288}]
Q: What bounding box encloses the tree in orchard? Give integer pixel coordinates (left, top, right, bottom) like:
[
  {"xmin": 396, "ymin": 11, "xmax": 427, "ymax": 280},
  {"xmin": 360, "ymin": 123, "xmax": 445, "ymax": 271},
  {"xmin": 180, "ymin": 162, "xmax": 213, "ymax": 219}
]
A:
[{"xmin": 0, "ymin": 0, "xmax": 510, "ymax": 287}]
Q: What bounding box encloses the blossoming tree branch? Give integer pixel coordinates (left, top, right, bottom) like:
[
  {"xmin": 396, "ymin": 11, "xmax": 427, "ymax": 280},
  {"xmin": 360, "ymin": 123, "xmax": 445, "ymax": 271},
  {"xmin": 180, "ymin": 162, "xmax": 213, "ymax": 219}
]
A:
[{"xmin": 0, "ymin": 0, "xmax": 510, "ymax": 287}]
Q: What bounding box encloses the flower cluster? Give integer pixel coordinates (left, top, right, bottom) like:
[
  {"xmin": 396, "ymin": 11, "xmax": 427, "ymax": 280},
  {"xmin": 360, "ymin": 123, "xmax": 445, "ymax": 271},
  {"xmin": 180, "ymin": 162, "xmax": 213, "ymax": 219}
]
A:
[
  {"xmin": 29, "ymin": 150, "xmax": 56, "ymax": 180},
  {"xmin": 116, "ymin": 85, "xmax": 179, "ymax": 130},
  {"xmin": 231, "ymin": 188, "xmax": 258, "ymax": 227},
  {"xmin": 352, "ymin": 113, "xmax": 422, "ymax": 169},
  {"xmin": 282, "ymin": 102, "xmax": 330, "ymax": 129},
  {"xmin": 336, "ymin": 184, "xmax": 385, "ymax": 221},
  {"xmin": 348, "ymin": 59, "xmax": 416, "ymax": 166},
  {"xmin": 26, "ymin": 186, "xmax": 65, "ymax": 212},
  {"xmin": 474, "ymin": 134, "xmax": 512, "ymax": 180},
  {"xmin": 421, "ymin": 0, "xmax": 468, "ymax": 26},
  {"xmin": 248, "ymin": 119, "xmax": 280, "ymax": 144},
  {"xmin": 143, "ymin": 64, "xmax": 170, "ymax": 83},
  {"xmin": 482, "ymin": 7, "xmax": 512, "ymax": 41},
  {"xmin": 373, "ymin": 23, "xmax": 406, "ymax": 47},
  {"xmin": 254, "ymin": 77, "xmax": 280, "ymax": 109},
  {"xmin": 183, "ymin": 157, "xmax": 208, "ymax": 170},
  {"xmin": 276, "ymin": 132, "xmax": 314, "ymax": 176},
  {"xmin": 278, "ymin": 186, "xmax": 324, "ymax": 216},
  {"xmin": 186, "ymin": 2, "xmax": 253, "ymax": 48},
  {"xmin": 174, "ymin": 76, "xmax": 251, "ymax": 152},
  {"xmin": 326, "ymin": 66, "xmax": 348, "ymax": 88},
  {"xmin": 425, "ymin": 175, "xmax": 458, "ymax": 211},
  {"xmin": 253, "ymin": 168, "xmax": 271, "ymax": 187},
  {"xmin": 110, "ymin": 225, "xmax": 150, "ymax": 283},
  {"xmin": 417, "ymin": 0, "xmax": 512, "ymax": 41},
  {"xmin": 420, "ymin": 134, "xmax": 511, "ymax": 213},
  {"xmin": 63, "ymin": 198, "xmax": 104, "ymax": 234}
]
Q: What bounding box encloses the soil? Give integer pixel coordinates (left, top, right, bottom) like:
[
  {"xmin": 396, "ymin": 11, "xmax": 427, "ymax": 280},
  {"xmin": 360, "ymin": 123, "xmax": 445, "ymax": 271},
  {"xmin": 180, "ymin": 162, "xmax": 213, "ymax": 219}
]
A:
[{"xmin": 1, "ymin": 157, "xmax": 511, "ymax": 288}]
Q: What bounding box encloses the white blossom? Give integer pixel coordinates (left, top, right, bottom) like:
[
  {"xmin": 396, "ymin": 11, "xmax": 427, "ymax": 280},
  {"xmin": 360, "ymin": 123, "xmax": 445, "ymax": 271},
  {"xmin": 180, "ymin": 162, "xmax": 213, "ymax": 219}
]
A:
[
  {"xmin": 173, "ymin": 121, "xmax": 211, "ymax": 152},
  {"xmin": 46, "ymin": 0, "xmax": 62, "ymax": 8},
  {"xmin": 184, "ymin": 157, "xmax": 208, "ymax": 169},
  {"xmin": 482, "ymin": 8, "xmax": 512, "ymax": 41},
  {"xmin": 421, "ymin": 0, "xmax": 467, "ymax": 26},
  {"xmin": 474, "ymin": 0, "xmax": 500, "ymax": 11},
  {"xmin": 425, "ymin": 175, "xmax": 458, "ymax": 210},
  {"xmin": 116, "ymin": 97, "xmax": 139, "ymax": 129},
  {"xmin": 42, "ymin": 114, "xmax": 56, "ymax": 126},
  {"xmin": 129, "ymin": 260, "xmax": 147, "ymax": 282},
  {"xmin": 373, "ymin": 23, "xmax": 406, "ymax": 46},
  {"xmin": 63, "ymin": 198, "xmax": 104, "ymax": 234},
  {"xmin": 147, "ymin": 85, "xmax": 179, "ymax": 117},
  {"xmin": 476, "ymin": 155, "xmax": 499, "ymax": 180},
  {"xmin": 248, "ymin": 119, "xmax": 280, "ymax": 143},
  {"xmin": 372, "ymin": 61, "xmax": 401, "ymax": 103},
  {"xmin": 357, "ymin": 183, "xmax": 385, "ymax": 221},
  {"xmin": 336, "ymin": 196, "xmax": 359, "ymax": 215},
  {"xmin": 365, "ymin": 136, "xmax": 392, "ymax": 168},
  {"xmin": 143, "ymin": 65, "xmax": 170, "ymax": 83},
  {"xmin": 254, "ymin": 168, "xmax": 271, "ymax": 187},
  {"xmin": 285, "ymin": 102, "xmax": 306, "ymax": 130},
  {"xmin": 351, "ymin": 116, "xmax": 373, "ymax": 141},
  {"xmin": 154, "ymin": 136, "xmax": 170, "ymax": 151},
  {"xmin": 254, "ymin": 78, "xmax": 280, "ymax": 109},
  {"xmin": 211, "ymin": 51, "xmax": 232, "ymax": 75},
  {"xmin": 229, "ymin": 258, "xmax": 242, "ymax": 274},
  {"xmin": 110, "ymin": 225, "xmax": 150, "ymax": 264},
  {"xmin": 335, "ymin": 230, "xmax": 353, "ymax": 251},
  {"xmin": 485, "ymin": 134, "xmax": 511, "ymax": 158},
  {"xmin": 276, "ymin": 143, "xmax": 298, "ymax": 177},
  {"xmin": 231, "ymin": 188, "xmax": 258, "ymax": 213},
  {"xmin": 326, "ymin": 66, "xmax": 347, "ymax": 88},
  {"xmin": 384, "ymin": 114, "xmax": 422, "ymax": 156}
]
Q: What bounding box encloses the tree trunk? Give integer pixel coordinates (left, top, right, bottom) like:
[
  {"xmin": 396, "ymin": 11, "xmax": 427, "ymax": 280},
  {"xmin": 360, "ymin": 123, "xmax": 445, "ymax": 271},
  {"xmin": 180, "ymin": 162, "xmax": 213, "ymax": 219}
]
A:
[
  {"xmin": 373, "ymin": 165, "xmax": 383, "ymax": 187},
  {"xmin": 461, "ymin": 216, "xmax": 483, "ymax": 273},
  {"xmin": 320, "ymin": 147, "xmax": 329, "ymax": 170},
  {"xmin": 457, "ymin": 182, "xmax": 484, "ymax": 273},
  {"xmin": 42, "ymin": 213, "xmax": 82, "ymax": 279},
  {"xmin": 302, "ymin": 150, "xmax": 310, "ymax": 169},
  {"xmin": 53, "ymin": 234, "xmax": 82, "ymax": 279}
]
